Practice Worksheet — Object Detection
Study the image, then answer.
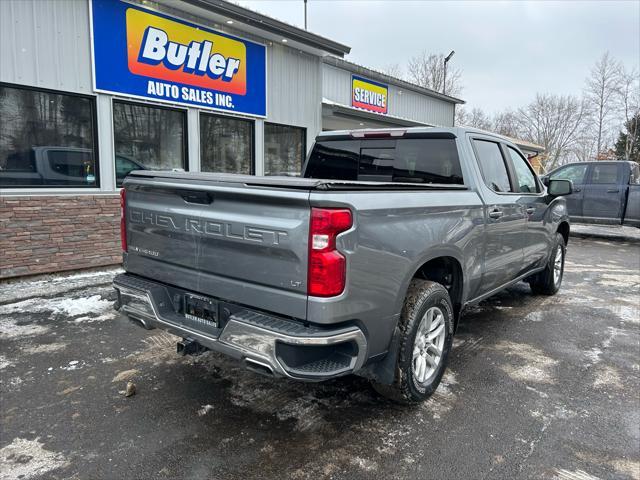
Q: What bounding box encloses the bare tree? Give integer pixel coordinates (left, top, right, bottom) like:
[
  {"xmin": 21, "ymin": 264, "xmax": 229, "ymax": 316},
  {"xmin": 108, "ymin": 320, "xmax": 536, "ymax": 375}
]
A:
[
  {"xmin": 454, "ymin": 105, "xmax": 468, "ymax": 127},
  {"xmin": 517, "ymin": 93, "xmax": 587, "ymax": 170},
  {"xmin": 616, "ymin": 65, "xmax": 640, "ymax": 159},
  {"xmin": 468, "ymin": 108, "xmax": 492, "ymax": 130},
  {"xmin": 569, "ymin": 122, "xmax": 598, "ymax": 163},
  {"xmin": 493, "ymin": 110, "xmax": 521, "ymax": 138},
  {"xmin": 407, "ymin": 51, "xmax": 463, "ymax": 97},
  {"xmin": 379, "ymin": 63, "xmax": 403, "ymax": 79},
  {"xmin": 585, "ymin": 52, "xmax": 621, "ymax": 156},
  {"xmin": 454, "ymin": 106, "xmax": 492, "ymax": 130}
]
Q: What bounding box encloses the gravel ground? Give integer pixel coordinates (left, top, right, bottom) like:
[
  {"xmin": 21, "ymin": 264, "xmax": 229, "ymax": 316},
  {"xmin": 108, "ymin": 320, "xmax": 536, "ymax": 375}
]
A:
[{"xmin": 0, "ymin": 236, "xmax": 638, "ymax": 480}]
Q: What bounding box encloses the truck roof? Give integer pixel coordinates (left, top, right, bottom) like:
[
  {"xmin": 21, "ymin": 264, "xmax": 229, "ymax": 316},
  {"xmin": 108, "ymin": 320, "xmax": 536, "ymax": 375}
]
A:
[
  {"xmin": 317, "ymin": 126, "xmax": 517, "ymax": 144},
  {"xmin": 547, "ymin": 160, "xmax": 638, "ymax": 171}
]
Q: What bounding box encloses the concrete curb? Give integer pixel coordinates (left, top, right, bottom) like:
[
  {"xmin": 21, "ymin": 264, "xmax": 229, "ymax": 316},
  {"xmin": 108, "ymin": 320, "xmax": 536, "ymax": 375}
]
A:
[{"xmin": 569, "ymin": 230, "xmax": 640, "ymax": 244}]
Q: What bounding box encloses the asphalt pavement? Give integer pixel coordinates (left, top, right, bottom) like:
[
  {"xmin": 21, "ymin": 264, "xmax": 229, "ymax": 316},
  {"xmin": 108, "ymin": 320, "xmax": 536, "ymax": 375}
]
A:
[{"xmin": 1, "ymin": 235, "xmax": 638, "ymax": 480}]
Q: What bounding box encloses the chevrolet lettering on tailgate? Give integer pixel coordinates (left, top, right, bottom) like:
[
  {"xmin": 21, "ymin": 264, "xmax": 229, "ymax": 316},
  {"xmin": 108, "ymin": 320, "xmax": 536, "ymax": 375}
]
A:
[{"xmin": 128, "ymin": 209, "xmax": 288, "ymax": 246}]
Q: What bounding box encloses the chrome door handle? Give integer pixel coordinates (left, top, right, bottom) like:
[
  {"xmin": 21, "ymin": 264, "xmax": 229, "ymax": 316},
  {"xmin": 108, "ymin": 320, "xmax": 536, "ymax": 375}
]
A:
[
  {"xmin": 488, "ymin": 210, "xmax": 503, "ymax": 219},
  {"xmin": 607, "ymin": 189, "xmax": 619, "ymax": 193},
  {"xmin": 526, "ymin": 207, "xmax": 536, "ymax": 215},
  {"xmin": 573, "ymin": 188, "xmax": 581, "ymax": 192}
]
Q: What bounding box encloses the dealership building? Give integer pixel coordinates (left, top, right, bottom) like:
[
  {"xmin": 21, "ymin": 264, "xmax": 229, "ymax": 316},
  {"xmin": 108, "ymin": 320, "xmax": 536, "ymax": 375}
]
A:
[{"xmin": 1, "ymin": 0, "xmax": 472, "ymax": 279}]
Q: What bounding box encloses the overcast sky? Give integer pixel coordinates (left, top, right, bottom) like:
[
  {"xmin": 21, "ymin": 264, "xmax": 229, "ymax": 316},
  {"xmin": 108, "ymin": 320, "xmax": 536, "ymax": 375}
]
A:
[{"xmin": 236, "ymin": 0, "xmax": 639, "ymax": 115}]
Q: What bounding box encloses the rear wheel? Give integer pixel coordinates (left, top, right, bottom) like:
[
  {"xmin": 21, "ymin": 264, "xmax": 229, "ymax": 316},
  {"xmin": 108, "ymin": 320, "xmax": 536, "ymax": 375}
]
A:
[
  {"xmin": 372, "ymin": 280, "xmax": 453, "ymax": 404},
  {"xmin": 529, "ymin": 232, "xmax": 566, "ymax": 295}
]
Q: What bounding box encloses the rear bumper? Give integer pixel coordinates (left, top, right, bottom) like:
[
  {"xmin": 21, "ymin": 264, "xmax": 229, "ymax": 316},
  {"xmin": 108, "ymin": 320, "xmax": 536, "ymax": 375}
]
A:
[{"xmin": 113, "ymin": 273, "xmax": 367, "ymax": 381}]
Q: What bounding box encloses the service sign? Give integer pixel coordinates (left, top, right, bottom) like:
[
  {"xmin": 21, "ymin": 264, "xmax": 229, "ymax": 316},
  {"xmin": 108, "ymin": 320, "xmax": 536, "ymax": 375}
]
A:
[
  {"xmin": 351, "ymin": 75, "xmax": 388, "ymax": 115},
  {"xmin": 91, "ymin": 0, "xmax": 267, "ymax": 116}
]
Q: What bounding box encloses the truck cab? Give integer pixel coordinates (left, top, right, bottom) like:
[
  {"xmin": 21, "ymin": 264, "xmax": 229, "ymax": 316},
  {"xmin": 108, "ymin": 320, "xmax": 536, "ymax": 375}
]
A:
[{"xmin": 544, "ymin": 160, "xmax": 640, "ymax": 227}]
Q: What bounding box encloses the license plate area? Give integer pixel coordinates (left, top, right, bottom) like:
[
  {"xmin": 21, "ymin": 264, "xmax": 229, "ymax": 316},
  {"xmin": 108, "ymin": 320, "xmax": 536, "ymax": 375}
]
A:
[{"xmin": 183, "ymin": 294, "xmax": 219, "ymax": 332}]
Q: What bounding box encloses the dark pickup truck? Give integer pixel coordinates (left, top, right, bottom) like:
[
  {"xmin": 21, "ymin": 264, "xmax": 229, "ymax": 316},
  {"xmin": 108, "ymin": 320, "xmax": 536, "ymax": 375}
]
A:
[
  {"xmin": 543, "ymin": 160, "xmax": 640, "ymax": 228},
  {"xmin": 113, "ymin": 127, "xmax": 572, "ymax": 403}
]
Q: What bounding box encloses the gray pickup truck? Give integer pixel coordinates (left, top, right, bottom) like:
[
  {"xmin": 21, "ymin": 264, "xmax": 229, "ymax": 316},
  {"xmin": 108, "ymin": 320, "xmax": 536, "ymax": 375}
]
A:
[
  {"xmin": 113, "ymin": 127, "xmax": 572, "ymax": 403},
  {"xmin": 542, "ymin": 160, "xmax": 640, "ymax": 228}
]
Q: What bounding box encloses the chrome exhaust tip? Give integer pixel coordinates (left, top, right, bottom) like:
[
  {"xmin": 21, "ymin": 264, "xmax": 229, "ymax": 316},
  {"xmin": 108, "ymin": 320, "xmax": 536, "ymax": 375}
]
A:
[
  {"xmin": 244, "ymin": 358, "xmax": 275, "ymax": 377},
  {"xmin": 128, "ymin": 315, "xmax": 154, "ymax": 330}
]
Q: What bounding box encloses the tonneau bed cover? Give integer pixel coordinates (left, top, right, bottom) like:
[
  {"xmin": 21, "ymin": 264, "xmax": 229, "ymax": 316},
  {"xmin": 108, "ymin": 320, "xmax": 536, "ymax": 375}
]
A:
[{"xmin": 127, "ymin": 170, "xmax": 468, "ymax": 191}]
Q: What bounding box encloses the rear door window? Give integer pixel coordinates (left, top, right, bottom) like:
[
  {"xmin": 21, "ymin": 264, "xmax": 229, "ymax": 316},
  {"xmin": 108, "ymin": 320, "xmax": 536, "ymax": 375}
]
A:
[
  {"xmin": 590, "ymin": 164, "xmax": 620, "ymax": 184},
  {"xmin": 630, "ymin": 164, "xmax": 640, "ymax": 185},
  {"xmin": 394, "ymin": 139, "xmax": 463, "ymax": 184},
  {"xmin": 305, "ymin": 137, "xmax": 464, "ymax": 184},
  {"xmin": 473, "ymin": 140, "xmax": 512, "ymax": 192},
  {"xmin": 507, "ymin": 147, "xmax": 540, "ymax": 193}
]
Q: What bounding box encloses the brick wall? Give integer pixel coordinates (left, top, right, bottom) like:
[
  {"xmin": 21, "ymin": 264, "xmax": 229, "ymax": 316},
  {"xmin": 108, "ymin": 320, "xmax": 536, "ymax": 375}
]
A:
[{"xmin": 0, "ymin": 195, "xmax": 122, "ymax": 279}]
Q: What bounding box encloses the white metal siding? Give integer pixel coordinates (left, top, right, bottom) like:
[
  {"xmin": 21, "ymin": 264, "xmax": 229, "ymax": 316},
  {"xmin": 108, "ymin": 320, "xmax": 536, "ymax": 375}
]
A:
[
  {"xmin": 0, "ymin": 0, "xmax": 93, "ymax": 94},
  {"xmin": 322, "ymin": 63, "xmax": 455, "ymax": 127},
  {"xmin": 267, "ymin": 44, "xmax": 322, "ymax": 152},
  {"xmin": 322, "ymin": 64, "xmax": 353, "ymax": 106}
]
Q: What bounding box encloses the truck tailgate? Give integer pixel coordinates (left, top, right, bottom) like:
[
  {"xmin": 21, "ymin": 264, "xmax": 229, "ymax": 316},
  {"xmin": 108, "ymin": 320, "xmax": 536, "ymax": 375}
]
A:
[{"xmin": 123, "ymin": 175, "xmax": 311, "ymax": 319}]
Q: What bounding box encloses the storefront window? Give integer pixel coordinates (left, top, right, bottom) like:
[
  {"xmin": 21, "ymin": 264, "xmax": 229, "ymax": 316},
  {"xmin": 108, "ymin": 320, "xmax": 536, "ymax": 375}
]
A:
[
  {"xmin": 200, "ymin": 113, "xmax": 253, "ymax": 174},
  {"xmin": 0, "ymin": 84, "xmax": 98, "ymax": 188},
  {"xmin": 113, "ymin": 101, "xmax": 187, "ymax": 187},
  {"xmin": 264, "ymin": 123, "xmax": 306, "ymax": 176}
]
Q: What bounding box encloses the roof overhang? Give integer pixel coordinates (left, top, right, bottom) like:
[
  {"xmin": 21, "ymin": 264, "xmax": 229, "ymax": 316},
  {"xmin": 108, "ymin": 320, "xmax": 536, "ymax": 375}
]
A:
[
  {"xmin": 502, "ymin": 135, "xmax": 545, "ymax": 153},
  {"xmin": 322, "ymin": 99, "xmax": 431, "ymax": 127},
  {"xmin": 170, "ymin": 0, "xmax": 351, "ymax": 57}
]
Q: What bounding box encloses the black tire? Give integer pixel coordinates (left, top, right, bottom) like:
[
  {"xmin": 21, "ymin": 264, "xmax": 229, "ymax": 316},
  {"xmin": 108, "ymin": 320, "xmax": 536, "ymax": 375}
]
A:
[
  {"xmin": 529, "ymin": 232, "xmax": 566, "ymax": 295},
  {"xmin": 372, "ymin": 279, "xmax": 454, "ymax": 404}
]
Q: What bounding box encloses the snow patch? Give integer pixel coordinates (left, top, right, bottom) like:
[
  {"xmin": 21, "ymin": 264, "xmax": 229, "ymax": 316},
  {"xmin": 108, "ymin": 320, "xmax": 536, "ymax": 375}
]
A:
[
  {"xmin": 494, "ymin": 341, "xmax": 559, "ymax": 384},
  {"xmin": 0, "ymin": 355, "xmax": 13, "ymax": 370},
  {"xmin": 50, "ymin": 295, "xmax": 113, "ymax": 317},
  {"xmin": 349, "ymin": 456, "xmax": 378, "ymax": 471},
  {"xmin": 111, "ymin": 369, "xmax": 139, "ymax": 383},
  {"xmin": 197, "ymin": 404, "xmax": 214, "ymax": 416},
  {"xmin": 22, "ymin": 343, "xmax": 67, "ymax": 355},
  {"xmin": 61, "ymin": 360, "xmax": 84, "ymax": 371},
  {"xmin": 0, "ymin": 318, "xmax": 49, "ymax": 340},
  {"xmin": 51, "ymin": 269, "xmax": 121, "ymax": 283},
  {"xmin": 593, "ymin": 365, "xmax": 623, "ymax": 389},
  {"xmin": 0, "ymin": 294, "xmax": 113, "ymax": 318},
  {"xmin": 73, "ymin": 313, "xmax": 115, "ymax": 323},
  {"xmin": 524, "ymin": 311, "xmax": 544, "ymax": 322},
  {"xmin": 422, "ymin": 371, "xmax": 458, "ymax": 419},
  {"xmin": 0, "ymin": 438, "xmax": 68, "ymax": 480},
  {"xmin": 608, "ymin": 304, "xmax": 640, "ymax": 324},
  {"xmin": 598, "ymin": 272, "xmax": 640, "ymax": 288},
  {"xmin": 553, "ymin": 468, "xmax": 601, "ymax": 480},
  {"xmin": 586, "ymin": 348, "xmax": 602, "ymax": 364}
]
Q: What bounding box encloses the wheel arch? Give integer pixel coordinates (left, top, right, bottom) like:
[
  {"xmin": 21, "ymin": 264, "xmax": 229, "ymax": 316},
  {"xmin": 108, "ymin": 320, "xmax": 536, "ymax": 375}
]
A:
[
  {"xmin": 557, "ymin": 221, "xmax": 570, "ymax": 245},
  {"xmin": 362, "ymin": 254, "xmax": 464, "ymax": 386},
  {"xmin": 410, "ymin": 255, "xmax": 464, "ymax": 331}
]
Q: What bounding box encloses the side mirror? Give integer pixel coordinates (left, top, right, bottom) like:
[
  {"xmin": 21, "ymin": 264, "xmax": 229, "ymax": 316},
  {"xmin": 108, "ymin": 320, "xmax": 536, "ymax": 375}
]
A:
[
  {"xmin": 548, "ymin": 179, "xmax": 572, "ymax": 196},
  {"xmin": 541, "ymin": 175, "xmax": 550, "ymax": 187}
]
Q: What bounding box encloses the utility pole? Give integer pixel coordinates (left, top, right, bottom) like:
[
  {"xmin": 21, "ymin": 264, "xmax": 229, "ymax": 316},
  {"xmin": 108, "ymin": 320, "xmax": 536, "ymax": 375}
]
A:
[
  {"xmin": 443, "ymin": 50, "xmax": 455, "ymax": 95},
  {"xmin": 304, "ymin": 0, "xmax": 308, "ymax": 30}
]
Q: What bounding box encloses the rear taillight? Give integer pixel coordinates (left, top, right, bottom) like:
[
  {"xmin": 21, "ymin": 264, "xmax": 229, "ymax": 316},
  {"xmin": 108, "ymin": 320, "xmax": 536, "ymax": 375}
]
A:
[
  {"xmin": 308, "ymin": 207, "xmax": 352, "ymax": 297},
  {"xmin": 120, "ymin": 188, "xmax": 127, "ymax": 252}
]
